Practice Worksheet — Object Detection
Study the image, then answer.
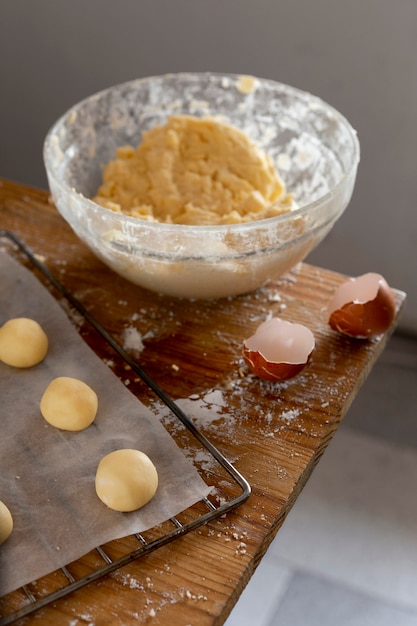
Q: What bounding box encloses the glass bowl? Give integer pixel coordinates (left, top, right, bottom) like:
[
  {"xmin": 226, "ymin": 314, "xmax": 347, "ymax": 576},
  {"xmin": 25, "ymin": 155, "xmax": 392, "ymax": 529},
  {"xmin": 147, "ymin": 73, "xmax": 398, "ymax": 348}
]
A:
[{"xmin": 43, "ymin": 73, "xmax": 360, "ymax": 299}]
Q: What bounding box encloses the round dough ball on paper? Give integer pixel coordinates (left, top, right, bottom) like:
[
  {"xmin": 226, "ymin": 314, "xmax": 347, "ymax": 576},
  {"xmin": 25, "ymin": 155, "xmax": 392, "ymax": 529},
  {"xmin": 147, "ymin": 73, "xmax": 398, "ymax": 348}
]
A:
[
  {"xmin": 0, "ymin": 317, "xmax": 48, "ymax": 368},
  {"xmin": 40, "ymin": 376, "xmax": 98, "ymax": 431},
  {"xmin": 0, "ymin": 500, "xmax": 13, "ymax": 545},
  {"xmin": 95, "ymin": 449, "xmax": 158, "ymax": 512}
]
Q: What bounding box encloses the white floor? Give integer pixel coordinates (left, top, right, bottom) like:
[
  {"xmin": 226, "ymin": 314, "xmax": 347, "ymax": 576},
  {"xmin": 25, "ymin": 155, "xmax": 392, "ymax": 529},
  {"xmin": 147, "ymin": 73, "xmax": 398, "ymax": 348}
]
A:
[{"xmin": 225, "ymin": 331, "xmax": 417, "ymax": 626}]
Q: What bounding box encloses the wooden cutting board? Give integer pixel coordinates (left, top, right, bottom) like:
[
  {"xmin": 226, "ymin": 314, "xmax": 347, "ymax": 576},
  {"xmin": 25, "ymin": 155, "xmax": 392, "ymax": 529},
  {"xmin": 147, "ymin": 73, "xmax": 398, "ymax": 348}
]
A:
[{"xmin": 0, "ymin": 178, "xmax": 406, "ymax": 625}]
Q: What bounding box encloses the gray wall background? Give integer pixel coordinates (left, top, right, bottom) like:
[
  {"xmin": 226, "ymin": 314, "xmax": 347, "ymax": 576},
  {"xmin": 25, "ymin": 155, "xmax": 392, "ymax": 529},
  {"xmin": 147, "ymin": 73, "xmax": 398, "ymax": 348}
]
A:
[{"xmin": 1, "ymin": 0, "xmax": 416, "ymax": 332}]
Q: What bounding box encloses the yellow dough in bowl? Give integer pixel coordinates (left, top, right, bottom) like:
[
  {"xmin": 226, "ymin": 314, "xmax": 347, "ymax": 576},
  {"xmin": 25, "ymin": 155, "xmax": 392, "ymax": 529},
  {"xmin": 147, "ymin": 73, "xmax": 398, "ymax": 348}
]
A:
[
  {"xmin": 93, "ymin": 115, "xmax": 293, "ymax": 225},
  {"xmin": 0, "ymin": 317, "xmax": 48, "ymax": 368},
  {"xmin": 0, "ymin": 500, "xmax": 13, "ymax": 545},
  {"xmin": 40, "ymin": 376, "xmax": 98, "ymax": 431},
  {"xmin": 95, "ymin": 449, "xmax": 158, "ymax": 512}
]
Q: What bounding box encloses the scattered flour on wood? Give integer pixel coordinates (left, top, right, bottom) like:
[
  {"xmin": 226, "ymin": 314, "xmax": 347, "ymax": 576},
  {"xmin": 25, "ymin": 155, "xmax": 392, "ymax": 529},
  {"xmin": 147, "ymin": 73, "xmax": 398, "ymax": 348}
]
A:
[
  {"xmin": 280, "ymin": 408, "xmax": 301, "ymax": 424},
  {"xmin": 122, "ymin": 326, "xmax": 145, "ymax": 353}
]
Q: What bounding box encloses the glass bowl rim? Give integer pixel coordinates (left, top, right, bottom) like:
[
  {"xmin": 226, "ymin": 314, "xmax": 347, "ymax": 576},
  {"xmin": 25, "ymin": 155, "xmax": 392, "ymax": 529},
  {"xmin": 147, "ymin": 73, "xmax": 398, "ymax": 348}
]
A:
[{"xmin": 43, "ymin": 71, "xmax": 360, "ymax": 235}]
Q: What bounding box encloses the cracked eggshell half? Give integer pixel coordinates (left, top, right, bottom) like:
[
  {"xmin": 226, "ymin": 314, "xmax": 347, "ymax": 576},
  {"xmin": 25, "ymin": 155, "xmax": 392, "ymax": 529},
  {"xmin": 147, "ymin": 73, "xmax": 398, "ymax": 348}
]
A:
[
  {"xmin": 327, "ymin": 272, "xmax": 396, "ymax": 338},
  {"xmin": 242, "ymin": 317, "xmax": 315, "ymax": 381}
]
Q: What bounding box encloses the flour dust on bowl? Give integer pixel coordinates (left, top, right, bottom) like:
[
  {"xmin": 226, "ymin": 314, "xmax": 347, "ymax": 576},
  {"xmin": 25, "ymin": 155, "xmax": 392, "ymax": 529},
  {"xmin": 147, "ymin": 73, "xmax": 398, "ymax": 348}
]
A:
[{"xmin": 43, "ymin": 73, "xmax": 360, "ymax": 299}]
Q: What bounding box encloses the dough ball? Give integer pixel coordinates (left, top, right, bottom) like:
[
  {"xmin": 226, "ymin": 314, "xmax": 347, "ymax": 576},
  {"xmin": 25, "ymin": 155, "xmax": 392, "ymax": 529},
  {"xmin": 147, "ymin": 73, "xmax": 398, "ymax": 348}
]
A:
[
  {"xmin": 0, "ymin": 500, "xmax": 13, "ymax": 545},
  {"xmin": 0, "ymin": 317, "xmax": 48, "ymax": 368},
  {"xmin": 40, "ymin": 376, "xmax": 98, "ymax": 431},
  {"xmin": 95, "ymin": 449, "xmax": 158, "ymax": 512}
]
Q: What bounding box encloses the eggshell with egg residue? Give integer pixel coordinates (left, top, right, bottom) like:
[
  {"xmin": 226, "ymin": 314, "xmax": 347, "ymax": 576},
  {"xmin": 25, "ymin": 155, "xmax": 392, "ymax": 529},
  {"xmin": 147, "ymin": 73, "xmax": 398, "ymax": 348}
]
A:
[
  {"xmin": 327, "ymin": 272, "xmax": 396, "ymax": 338},
  {"xmin": 243, "ymin": 317, "xmax": 315, "ymax": 381}
]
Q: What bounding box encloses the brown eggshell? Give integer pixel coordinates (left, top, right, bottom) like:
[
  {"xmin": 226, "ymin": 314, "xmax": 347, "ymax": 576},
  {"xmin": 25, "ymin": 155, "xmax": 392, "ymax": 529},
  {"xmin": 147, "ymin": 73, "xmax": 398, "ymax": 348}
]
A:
[
  {"xmin": 242, "ymin": 317, "xmax": 315, "ymax": 381},
  {"xmin": 328, "ymin": 272, "xmax": 396, "ymax": 338}
]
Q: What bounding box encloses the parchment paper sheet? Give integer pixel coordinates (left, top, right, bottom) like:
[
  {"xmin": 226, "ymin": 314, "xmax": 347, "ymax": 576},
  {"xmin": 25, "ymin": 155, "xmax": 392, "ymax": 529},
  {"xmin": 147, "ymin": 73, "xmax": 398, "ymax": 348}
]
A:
[{"xmin": 0, "ymin": 250, "xmax": 211, "ymax": 596}]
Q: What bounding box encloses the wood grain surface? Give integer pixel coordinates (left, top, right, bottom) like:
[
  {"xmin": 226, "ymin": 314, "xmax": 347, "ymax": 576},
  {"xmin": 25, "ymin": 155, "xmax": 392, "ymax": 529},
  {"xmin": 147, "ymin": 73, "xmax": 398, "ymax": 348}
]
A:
[{"xmin": 0, "ymin": 178, "xmax": 406, "ymax": 625}]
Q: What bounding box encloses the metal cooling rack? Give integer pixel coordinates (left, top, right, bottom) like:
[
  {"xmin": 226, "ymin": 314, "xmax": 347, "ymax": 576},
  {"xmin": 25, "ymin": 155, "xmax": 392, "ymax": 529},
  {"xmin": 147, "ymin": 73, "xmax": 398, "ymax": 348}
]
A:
[{"xmin": 0, "ymin": 230, "xmax": 251, "ymax": 625}]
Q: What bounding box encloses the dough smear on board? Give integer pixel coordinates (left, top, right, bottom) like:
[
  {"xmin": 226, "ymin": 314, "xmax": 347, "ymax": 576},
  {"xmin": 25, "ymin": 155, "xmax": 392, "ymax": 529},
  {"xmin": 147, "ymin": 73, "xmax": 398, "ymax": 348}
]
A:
[
  {"xmin": 40, "ymin": 376, "xmax": 98, "ymax": 431},
  {"xmin": 0, "ymin": 500, "xmax": 13, "ymax": 545},
  {"xmin": 93, "ymin": 115, "xmax": 294, "ymax": 225},
  {"xmin": 95, "ymin": 449, "xmax": 158, "ymax": 512},
  {"xmin": 0, "ymin": 317, "xmax": 48, "ymax": 368}
]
